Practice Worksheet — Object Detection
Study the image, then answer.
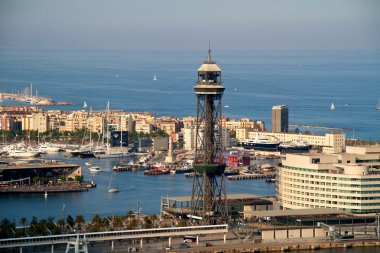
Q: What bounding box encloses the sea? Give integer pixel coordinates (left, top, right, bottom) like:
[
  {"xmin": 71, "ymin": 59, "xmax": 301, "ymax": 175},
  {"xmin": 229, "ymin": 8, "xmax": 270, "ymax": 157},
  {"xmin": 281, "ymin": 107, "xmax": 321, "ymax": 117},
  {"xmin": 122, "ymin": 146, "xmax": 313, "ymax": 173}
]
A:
[{"xmin": 0, "ymin": 48, "xmax": 379, "ymax": 223}]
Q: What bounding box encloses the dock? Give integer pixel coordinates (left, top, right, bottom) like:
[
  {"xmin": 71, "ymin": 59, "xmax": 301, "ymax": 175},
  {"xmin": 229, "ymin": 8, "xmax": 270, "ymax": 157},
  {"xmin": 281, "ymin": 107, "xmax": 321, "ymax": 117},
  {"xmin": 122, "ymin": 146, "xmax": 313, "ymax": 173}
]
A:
[
  {"xmin": 0, "ymin": 182, "xmax": 91, "ymax": 194},
  {"xmin": 227, "ymin": 173, "xmax": 276, "ymax": 180}
]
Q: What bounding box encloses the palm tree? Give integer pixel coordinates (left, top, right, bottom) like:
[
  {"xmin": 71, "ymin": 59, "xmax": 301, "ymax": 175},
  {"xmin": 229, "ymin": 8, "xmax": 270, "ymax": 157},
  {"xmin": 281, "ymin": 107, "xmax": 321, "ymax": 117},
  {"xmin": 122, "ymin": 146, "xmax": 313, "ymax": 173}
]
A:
[
  {"xmin": 150, "ymin": 214, "xmax": 158, "ymax": 227},
  {"xmin": 20, "ymin": 217, "xmax": 28, "ymax": 229},
  {"xmin": 57, "ymin": 219, "xmax": 65, "ymax": 233},
  {"xmin": 102, "ymin": 218, "xmax": 110, "ymax": 230},
  {"xmin": 128, "ymin": 218, "xmax": 138, "ymax": 230},
  {"xmin": 75, "ymin": 215, "xmax": 85, "ymax": 232},
  {"xmin": 66, "ymin": 215, "xmax": 75, "ymax": 229},
  {"xmin": 91, "ymin": 214, "xmax": 102, "ymax": 231},
  {"xmin": 113, "ymin": 216, "xmax": 123, "ymax": 231},
  {"xmin": 126, "ymin": 210, "xmax": 134, "ymax": 221},
  {"xmin": 143, "ymin": 216, "xmax": 153, "ymax": 229}
]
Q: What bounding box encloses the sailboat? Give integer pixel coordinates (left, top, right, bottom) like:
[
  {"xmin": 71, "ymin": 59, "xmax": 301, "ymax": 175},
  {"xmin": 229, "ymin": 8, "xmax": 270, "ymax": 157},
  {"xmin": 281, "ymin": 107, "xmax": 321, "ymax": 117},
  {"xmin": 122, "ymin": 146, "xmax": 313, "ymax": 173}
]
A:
[
  {"xmin": 330, "ymin": 101, "xmax": 335, "ymax": 111},
  {"xmin": 108, "ymin": 172, "xmax": 119, "ymax": 193},
  {"xmin": 94, "ymin": 103, "xmax": 133, "ymax": 159},
  {"xmin": 153, "ymin": 74, "xmax": 157, "ymax": 81},
  {"xmin": 377, "ymin": 99, "xmax": 380, "ymax": 110},
  {"xmin": 83, "ymin": 101, "xmax": 88, "ymax": 109}
]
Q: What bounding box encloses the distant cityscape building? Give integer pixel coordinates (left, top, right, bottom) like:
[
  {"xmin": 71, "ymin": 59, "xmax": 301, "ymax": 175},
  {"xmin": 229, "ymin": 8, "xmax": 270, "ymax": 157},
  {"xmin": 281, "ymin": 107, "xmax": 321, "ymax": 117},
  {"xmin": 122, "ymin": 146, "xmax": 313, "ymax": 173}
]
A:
[
  {"xmin": 152, "ymin": 137, "xmax": 168, "ymax": 152},
  {"xmin": 257, "ymin": 132, "xmax": 345, "ymax": 154},
  {"xmin": 272, "ymin": 105, "xmax": 288, "ymax": 133},
  {"xmin": 110, "ymin": 130, "xmax": 128, "ymax": 147},
  {"xmin": 277, "ymin": 146, "xmax": 380, "ymax": 213},
  {"xmin": 183, "ymin": 126, "xmax": 230, "ymax": 151}
]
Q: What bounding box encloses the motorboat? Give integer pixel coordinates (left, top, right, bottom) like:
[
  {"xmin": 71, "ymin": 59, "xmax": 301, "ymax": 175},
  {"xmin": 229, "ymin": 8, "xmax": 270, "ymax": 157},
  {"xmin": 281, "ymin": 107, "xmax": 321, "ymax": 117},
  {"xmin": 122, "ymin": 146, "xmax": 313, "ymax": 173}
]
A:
[{"xmin": 88, "ymin": 166, "xmax": 101, "ymax": 173}]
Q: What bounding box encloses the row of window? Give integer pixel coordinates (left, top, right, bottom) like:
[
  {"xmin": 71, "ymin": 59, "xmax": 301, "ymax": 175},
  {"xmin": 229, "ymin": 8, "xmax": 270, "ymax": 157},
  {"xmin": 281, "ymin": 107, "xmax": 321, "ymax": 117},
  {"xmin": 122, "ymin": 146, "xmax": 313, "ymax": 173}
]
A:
[
  {"xmin": 282, "ymin": 196, "xmax": 380, "ymax": 206},
  {"xmin": 283, "ymin": 201, "xmax": 380, "ymax": 213},
  {"xmin": 283, "ymin": 167, "xmax": 380, "ymax": 182},
  {"xmin": 280, "ymin": 189, "xmax": 380, "ymax": 201}
]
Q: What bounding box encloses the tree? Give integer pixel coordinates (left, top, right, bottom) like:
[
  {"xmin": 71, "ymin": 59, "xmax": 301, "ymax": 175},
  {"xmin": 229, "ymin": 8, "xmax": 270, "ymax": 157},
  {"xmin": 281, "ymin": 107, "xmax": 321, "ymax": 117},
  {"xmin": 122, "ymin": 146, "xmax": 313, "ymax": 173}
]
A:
[
  {"xmin": 75, "ymin": 215, "xmax": 85, "ymax": 232},
  {"xmin": 91, "ymin": 215, "xmax": 102, "ymax": 232},
  {"xmin": 150, "ymin": 214, "xmax": 158, "ymax": 227},
  {"xmin": 0, "ymin": 219, "xmax": 15, "ymax": 239},
  {"xmin": 66, "ymin": 215, "xmax": 75, "ymax": 228},
  {"xmin": 57, "ymin": 219, "xmax": 65, "ymax": 233},
  {"xmin": 102, "ymin": 218, "xmax": 110, "ymax": 229},
  {"xmin": 177, "ymin": 219, "xmax": 188, "ymax": 227},
  {"xmin": 112, "ymin": 216, "xmax": 123, "ymax": 230},
  {"xmin": 128, "ymin": 218, "xmax": 138, "ymax": 230},
  {"xmin": 20, "ymin": 217, "xmax": 28, "ymax": 229},
  {"xmin": 143, "ymin": 216, "xmax": 153, "ymax": 229}
]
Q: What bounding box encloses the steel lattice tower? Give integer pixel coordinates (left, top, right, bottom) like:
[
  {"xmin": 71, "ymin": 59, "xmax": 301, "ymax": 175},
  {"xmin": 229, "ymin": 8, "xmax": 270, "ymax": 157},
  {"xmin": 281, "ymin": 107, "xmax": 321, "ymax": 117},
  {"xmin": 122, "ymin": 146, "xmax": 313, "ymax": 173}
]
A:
[{"xmin": 190, "ymin": 48, "xmax": 228, "ymax": 224}]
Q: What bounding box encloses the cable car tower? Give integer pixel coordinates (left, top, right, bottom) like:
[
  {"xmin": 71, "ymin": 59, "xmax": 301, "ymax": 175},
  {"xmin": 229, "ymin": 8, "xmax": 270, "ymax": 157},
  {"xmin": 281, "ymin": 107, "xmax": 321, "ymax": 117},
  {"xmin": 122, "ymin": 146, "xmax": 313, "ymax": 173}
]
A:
[{"xmin": 190, "ymin": 47, "xmax": 228, "ymax": 224}]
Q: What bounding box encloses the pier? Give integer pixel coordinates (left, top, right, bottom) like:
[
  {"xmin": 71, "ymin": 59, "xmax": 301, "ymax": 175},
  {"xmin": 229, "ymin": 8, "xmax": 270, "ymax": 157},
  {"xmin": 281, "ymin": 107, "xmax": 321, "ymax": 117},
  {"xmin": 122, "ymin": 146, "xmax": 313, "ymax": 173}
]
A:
[{"xmin": 227, "ymin": 173, "xmax": 276, "ymax": 180}]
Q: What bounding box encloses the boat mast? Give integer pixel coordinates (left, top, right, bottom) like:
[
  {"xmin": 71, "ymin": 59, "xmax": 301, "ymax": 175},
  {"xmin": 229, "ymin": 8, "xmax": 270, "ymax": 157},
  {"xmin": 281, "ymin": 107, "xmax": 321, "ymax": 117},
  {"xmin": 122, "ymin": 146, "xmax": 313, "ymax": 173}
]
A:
[
  {"xmin": 106, "ymin": 101, "xmax": 110, "ymax": 154},
  {"xmin": 120, "ymin": 115, "xmax": 123, "ymax": 149},
  {"xmin": 109, "ymin": 172, "xmax": 113, "ymax": 189},
  {"xmin": 89, "ymin": 107, "xmax": 92, "ymax": 151}
]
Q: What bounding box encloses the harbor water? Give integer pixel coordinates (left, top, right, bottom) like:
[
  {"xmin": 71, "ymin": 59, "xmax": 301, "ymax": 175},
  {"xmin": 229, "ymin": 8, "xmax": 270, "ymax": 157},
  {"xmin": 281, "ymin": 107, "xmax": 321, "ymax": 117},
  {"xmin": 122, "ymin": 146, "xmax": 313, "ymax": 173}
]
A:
[
  {"xmin": 0, "ymin": 152, "xmax": 276, "ymax": 221},
  {"xmin": 0, "ymin": 49, "xmax": 379, "ymax": 140}
]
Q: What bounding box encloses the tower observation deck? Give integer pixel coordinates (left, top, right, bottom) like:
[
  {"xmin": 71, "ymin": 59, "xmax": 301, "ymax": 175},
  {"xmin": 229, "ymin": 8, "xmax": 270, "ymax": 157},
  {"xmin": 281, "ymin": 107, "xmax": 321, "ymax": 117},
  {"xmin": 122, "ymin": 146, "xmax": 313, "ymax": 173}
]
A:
[{"xmin": 190, "ymin": 48, "xmax": 228, "ymax": 224}]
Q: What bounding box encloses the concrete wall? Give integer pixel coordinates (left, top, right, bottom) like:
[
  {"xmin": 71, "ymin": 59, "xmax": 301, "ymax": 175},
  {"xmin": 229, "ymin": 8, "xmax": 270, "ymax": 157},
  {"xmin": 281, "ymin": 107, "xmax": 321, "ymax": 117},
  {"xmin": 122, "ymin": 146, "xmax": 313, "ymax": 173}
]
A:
[{"xmin": 262, "ymin": 228, "xmax": 325, "ymax": 240}]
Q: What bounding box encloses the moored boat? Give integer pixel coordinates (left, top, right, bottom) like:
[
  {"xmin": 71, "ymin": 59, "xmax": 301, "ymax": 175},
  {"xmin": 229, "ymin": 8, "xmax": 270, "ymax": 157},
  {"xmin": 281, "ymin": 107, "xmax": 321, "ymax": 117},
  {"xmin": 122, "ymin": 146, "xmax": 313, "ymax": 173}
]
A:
[
  {"xmin": 279, "ymin": 141, "xmax": 311, "ymax": 153},
  {"xmin": 237, "ymin": 133, "xmax": 280, "ymax": 151},
  {"xmin": 89, "ymin": 166, "xmax": 101, "ymax": 173}
]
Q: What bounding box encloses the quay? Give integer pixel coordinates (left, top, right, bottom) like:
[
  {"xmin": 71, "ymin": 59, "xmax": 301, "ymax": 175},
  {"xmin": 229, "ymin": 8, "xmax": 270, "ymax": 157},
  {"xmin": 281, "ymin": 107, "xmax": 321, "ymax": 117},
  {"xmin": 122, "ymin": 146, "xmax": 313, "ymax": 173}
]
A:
[
  {"xmin": 227, "ymin": 173, "xmax": 276, "ymax": 180},
  {"xmin": 113, "ymin": 165, "xmax": 136, "ymax": 172},
  {"xmin": 0, "ymin": 159, "xmax": 90, "ymax": 194},
  {"xmin": 0, "ymin": 225, "xmax": 228, "ymax": 253},
  {"xmin": 1, "ymin": 225, "xmax": 380, "ymax": 252},
  {"xmin": 0, "ymin": 181, "xmax": 91, "ymax": 194},
  {"xmin": 0, "ymin": 159, "xmax": 82, "ymax": 181}
]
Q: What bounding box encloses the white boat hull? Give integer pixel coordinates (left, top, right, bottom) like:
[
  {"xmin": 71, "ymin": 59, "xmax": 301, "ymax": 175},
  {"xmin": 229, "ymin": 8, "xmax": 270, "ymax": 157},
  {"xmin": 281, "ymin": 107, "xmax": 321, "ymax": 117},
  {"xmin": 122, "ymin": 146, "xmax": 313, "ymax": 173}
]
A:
[{"xmin": 95, "ymin": 152, "xmax": 134, "ymax": 159}]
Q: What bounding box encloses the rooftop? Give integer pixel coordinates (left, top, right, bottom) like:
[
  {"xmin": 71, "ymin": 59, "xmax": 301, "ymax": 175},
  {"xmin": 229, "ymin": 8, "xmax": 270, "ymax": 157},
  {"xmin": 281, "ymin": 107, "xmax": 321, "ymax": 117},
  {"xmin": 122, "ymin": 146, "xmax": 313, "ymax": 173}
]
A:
[
  {"xmin": 243, "ymin": 208, "xmax": 347, "ymax": 217},
  {"xmin": 163, "ymin": 193, "xmax": 259, "ymax": 202}
]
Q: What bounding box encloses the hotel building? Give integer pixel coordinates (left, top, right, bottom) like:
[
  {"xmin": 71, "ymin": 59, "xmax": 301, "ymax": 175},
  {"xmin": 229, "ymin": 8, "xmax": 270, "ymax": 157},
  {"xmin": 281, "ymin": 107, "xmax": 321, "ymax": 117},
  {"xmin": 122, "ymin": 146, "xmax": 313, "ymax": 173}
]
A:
[{"xmin": 277, "ymin": 146, "xmax": 380, "ymax": 213}]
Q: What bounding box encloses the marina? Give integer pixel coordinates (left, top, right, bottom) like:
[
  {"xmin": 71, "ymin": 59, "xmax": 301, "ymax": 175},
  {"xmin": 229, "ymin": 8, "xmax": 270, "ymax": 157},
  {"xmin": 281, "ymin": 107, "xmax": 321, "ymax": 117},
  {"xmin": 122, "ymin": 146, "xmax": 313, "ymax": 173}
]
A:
[{"xmin": 0, "ymin": 152, "xmax": 276, "ymax": 221}]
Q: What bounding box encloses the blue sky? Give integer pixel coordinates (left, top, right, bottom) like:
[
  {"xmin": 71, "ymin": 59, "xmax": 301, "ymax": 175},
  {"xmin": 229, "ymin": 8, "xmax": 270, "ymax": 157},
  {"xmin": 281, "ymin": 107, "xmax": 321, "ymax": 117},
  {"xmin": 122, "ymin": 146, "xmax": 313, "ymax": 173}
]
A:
[{"xmin": 0, "ymin": 0, "xmax": 379, "ymax": 50}]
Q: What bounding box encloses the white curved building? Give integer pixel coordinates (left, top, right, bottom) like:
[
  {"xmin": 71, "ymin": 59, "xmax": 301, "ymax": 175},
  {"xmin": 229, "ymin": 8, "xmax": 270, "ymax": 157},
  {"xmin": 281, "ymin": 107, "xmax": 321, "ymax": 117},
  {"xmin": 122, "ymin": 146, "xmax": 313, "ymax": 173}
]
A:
[{"xmin": 277, "ymin": 146, "xmax": 380, "ymax": 213}]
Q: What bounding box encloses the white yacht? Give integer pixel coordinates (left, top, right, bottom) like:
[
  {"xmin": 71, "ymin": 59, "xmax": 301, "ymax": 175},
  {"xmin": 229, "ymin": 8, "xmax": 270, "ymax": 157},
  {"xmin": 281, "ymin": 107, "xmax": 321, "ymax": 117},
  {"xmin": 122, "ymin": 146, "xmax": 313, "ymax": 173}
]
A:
[
  {"xmin": 4, "ymin": 143, "xmax": 41, "ymax": 158},
  {"xmin": 88, "ymin": 166, "xmax": 101, "ymax": 173},
  {"xmin": 38, "ymin": 143, "xmax": 61, "ymax": 153}
]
